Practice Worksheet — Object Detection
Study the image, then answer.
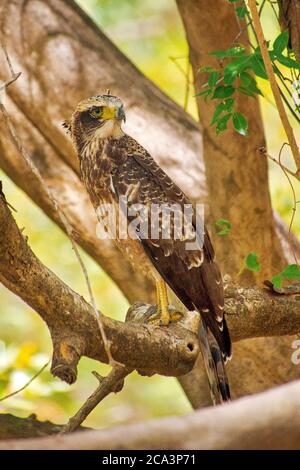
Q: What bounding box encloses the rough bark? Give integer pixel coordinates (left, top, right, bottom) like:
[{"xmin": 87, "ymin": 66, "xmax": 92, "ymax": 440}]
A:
[
  {"xmin": 0, "ymin": 195, "xmax": 199, "ymax": 379},
  {"xmin": 176, "ymin": 0, "xmax": 285, "ymax": 283},
  {"xmin": 0, "ymin": 414, "xmax": 61, "ymax": 440},
  {"xmin": 1, "ymin": 193, "xmax": 300, "ymax": 407},
  {"xmin": 278, "ymin": 0, "xmax": 300, "ymax": 62},
  {"xmin": 0, "ymin": 414, "xmax": 88, "ymax": 439},
  {"xmin": 225, "ymin": 281, "xmax": 300, "ymax": 342},
  {"xmin": 176, "ymin": 0, "xmax": 300, "ymax": 407},
  {"xmin": 2, "ymin": 379, "xmax": 300, "ymax": 449}
]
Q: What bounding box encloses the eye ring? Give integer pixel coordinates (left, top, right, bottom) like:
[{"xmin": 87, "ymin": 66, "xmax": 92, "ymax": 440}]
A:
[{"xmin": 89, "ymin": 106, "xmax": 103, "ymax": 118}]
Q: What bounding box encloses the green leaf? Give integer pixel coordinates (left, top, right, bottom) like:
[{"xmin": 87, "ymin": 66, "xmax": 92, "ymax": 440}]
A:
[
  {"xmin": 240, "ymin": 71, "xmax": 256, "ymax": 87},
  {"xmin": 238, "ymin": 86, "xmax": 256, "ymax": 97},
  {"xmin": 223, "ymin": 98, "xmax": 235, "ymax": 111},
  {"xmin": 271, "ymin": 274, "xmax": 283, "ymax": 289},
  {"xmin": 251, "ymin": 54, "xmax": 268, "ymax": 79},
  {"xmin": 281, "ymin": 264, "xmax": 300, "ymax": 279},
  {"xmin": 272, "ymin": 264, "xmax": 300, "ymax": 289},
  {"xmin": 213, "ymin": 85, "xmax": 235, "ymax": 99},
  {"xmin": 236, "ymin": 6, "xmax": 248, "ymax": 18},
  {"xmin": 210, "ymin": 46, "xmax": 246, "ymax": 59},
  {"xmin": 216, "ymin": 113, "xmax": 232, "ymax": 134},
  {"xmin": 211, "ymin": 103, "xmax": 226, "ymax": 125},
  {"xmin": 223, "ymin": 55, "xmax": 252, "ymax": 85},
  {"xmin": 223, "ymin": 68, "xmax": 238, "ymax": 85},
  {"xmin": 240, "ymin": 71, "xmax": 263, "ymax": 95},
  {"xmin": 276, "ymin": 54, "xmax": 300, "ymax": 70},
  {"xmin": 273, "ymin": 31, "xmax": 289, "ymax": 55},
  {"xmin": 271, "ymin": 264, "xmax": 300, "ymax": 288},
  {"xmin": 232, "ymin": 112, "xmax": 248, "ymax": 135},
  {"xmin": 208, "ymin": 71, "xmax": 220, "ymax": 87},
  {"xmin": 245, "ymin": 252, "xmax": 261, "ymax": 272},
  {"xmin": 215, "ymin": 219, "xmax": 232, "ymax": 236},
  {"xmin": 211, "ymin": 99, "xmax": 235, "ymax": 125},
  {"xmin": 228, "ymin": 0, "xmax": 239, "ymax": 3}
]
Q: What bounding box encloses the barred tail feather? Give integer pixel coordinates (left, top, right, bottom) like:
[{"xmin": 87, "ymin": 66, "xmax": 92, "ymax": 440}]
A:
[{"xmin": 198, "ymin": 318, "xmax": 231, "ymax": 404}]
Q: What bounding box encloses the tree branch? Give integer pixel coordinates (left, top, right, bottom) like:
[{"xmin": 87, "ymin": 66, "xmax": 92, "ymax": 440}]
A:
[
  {"xmin": 0, "ymin": 414, "xmax": 71, "ymax": 440},
  {"xmin": 225, "ymin": 279, "xmax": 300, "ymax": 341},
  {"xmin": 0, "ymin": 195, "xmax": 199, "ymax": 379},
  {"xmin": 2, "ymin": 379, "xmax": 300, "ymax": 449},
  {"xmin": 61, "ymin": 366, "xmax": 132, "ymax": 433},
  {"xmin": 1, "ymin": 191, "xmax": 300, "ymax": 390}
]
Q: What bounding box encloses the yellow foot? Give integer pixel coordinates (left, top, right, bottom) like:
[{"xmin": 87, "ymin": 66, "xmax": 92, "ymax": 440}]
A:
[
  {"xmin": 148, "ymin": 306, "xmax": 183, "ymax": 326},
  {"xmin": 170, "ymin": 310, "xmax": 183, "ymax": 322},
  {"xmin": 152, "ymin": 279, "xmax": 184, "ymax": 326},
  {"xmin": 148, "ymin": 308, "xmax": 170, "ymax": 326}
]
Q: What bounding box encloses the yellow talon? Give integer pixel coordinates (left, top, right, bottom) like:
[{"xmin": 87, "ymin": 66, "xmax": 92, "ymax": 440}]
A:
[
  {"xmin": 156, "ymin": 279, "xmax": 170, "ymax": 325},
  {"xmin": 149, "ymin": 279, "xmax": 170, "ymax": 325},
  {"xmin": 170, "ymin": 311, "xmax": 183, "ymax": 322},
  {"xmin": 148, "ymin": 279, "xmax": 183, "ymax": 325}
]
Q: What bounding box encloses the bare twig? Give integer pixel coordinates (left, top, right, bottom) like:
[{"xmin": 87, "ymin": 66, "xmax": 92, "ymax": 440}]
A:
[
  {"xmin": 169, "ymin": 55, "xmax": 193, "ymax": 83},
  {"xmin": 61, "ymin": 366, "xmax": 132, "ymax": 433},
  {"xmin": 262, "ymin": 141, "xmax": 300, "ymax": 264},
  {"xmin": 0, "ymin": 180, "xmax": 16, "ymax": 211},
  {"xmin": 0, "ymin": 361, "xmax": 50, "ymax": 402},
  {"xmin": 0, "ymin": 43, "xmax": 116, "ymax": 366},
  {"xmin": 248, "ymin": 0, "xmax": 300, "ymax": 177},
  {"xmin": 261, "ymin": 147, "xmax": 300, "ymax": 181},
  {"xmin": 278, "ymin": 143, "xmax": 299, "ymax": 264},
  {"xmin": 184, "ymin": 58, "xmax": 191, "ymax": 112},
  {"xmin": 0, "ymin": 72, "xmax": 21, "ymax": 93},
  {"xmin": 1, "ymin": 42, "xmax": 14, "ymax": 76}
]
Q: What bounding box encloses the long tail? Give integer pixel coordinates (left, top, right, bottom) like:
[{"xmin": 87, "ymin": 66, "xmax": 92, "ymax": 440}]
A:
[{"xmin": 198, "ymin": 318, "xmax": 231, "ymax": 404}]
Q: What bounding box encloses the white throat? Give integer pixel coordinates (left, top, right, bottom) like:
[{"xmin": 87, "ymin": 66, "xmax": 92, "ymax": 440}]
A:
[{"xmin": 94, "ymin": 120, "xmax": 124, "ymax": 140}]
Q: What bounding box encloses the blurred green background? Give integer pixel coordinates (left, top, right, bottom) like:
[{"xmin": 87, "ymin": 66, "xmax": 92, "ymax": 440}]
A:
[{"xmin": 0, "ymin": 0, "xmax": 299, "ymax": 428}]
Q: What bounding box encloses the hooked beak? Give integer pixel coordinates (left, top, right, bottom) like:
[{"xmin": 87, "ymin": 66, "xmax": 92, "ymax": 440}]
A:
[{"xmin": 117, "ymin": 105, "xmax": 126, "ymax": 123}]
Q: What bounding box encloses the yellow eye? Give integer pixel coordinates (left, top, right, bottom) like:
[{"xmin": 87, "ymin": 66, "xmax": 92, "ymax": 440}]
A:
[{"xmin": 90, "ymin": 106, "xmax": 103, "ymax": 119}]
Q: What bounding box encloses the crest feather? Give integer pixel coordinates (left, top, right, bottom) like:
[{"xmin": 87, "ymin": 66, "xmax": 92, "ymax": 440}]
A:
[{"xmin": 62, "ymin": 119, "xmax": 72, "ymax": 134}]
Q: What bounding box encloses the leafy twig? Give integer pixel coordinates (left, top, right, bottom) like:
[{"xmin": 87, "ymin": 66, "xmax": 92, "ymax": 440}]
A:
[
  {"xmin": 278, "ymin": 143, "xmax": 299, "ymax": 265},
  {"xmin": 260, "ymin": 146, "xmax": 300, "ymax": 181},
  {"xmin": 169, "ymin": 55, "xmax": 193, "ymax": 111},
  {"xmin": 248, "ymin": 0, "xmax": 300, "ymax": 177}
]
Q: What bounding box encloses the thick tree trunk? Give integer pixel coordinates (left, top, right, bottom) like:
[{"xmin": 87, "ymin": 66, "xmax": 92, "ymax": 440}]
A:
[
  {"xmin": 0, "ymin": 0, "xmax": 299, "ymax": 409},
  {"xmin": 278, "ymin": 0, "xmax": 300, "ymax": 62},
  {"xmin": 176, "ymin": 0, "xmax": 300, "ymax": 406},
  {"xmin": 176, "ymin": 0, "xmax": 285, "ymax": 283}
]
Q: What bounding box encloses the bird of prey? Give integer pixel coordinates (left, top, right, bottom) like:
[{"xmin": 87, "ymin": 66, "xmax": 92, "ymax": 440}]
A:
[{"xmin": 65, "ymin": 93, "xmax": 232, "ymax": 404}]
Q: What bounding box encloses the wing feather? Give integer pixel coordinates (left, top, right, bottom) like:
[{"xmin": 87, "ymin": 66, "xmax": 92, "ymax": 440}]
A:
[{"xmin": 109, "ymin": 135, "xmax": 231, "ymax": 360}]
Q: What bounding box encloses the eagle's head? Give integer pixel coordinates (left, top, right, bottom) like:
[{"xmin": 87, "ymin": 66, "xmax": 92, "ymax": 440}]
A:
[{"xmin": 64, "ymin": 93, "xmax": 126, "ymax": 150}]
